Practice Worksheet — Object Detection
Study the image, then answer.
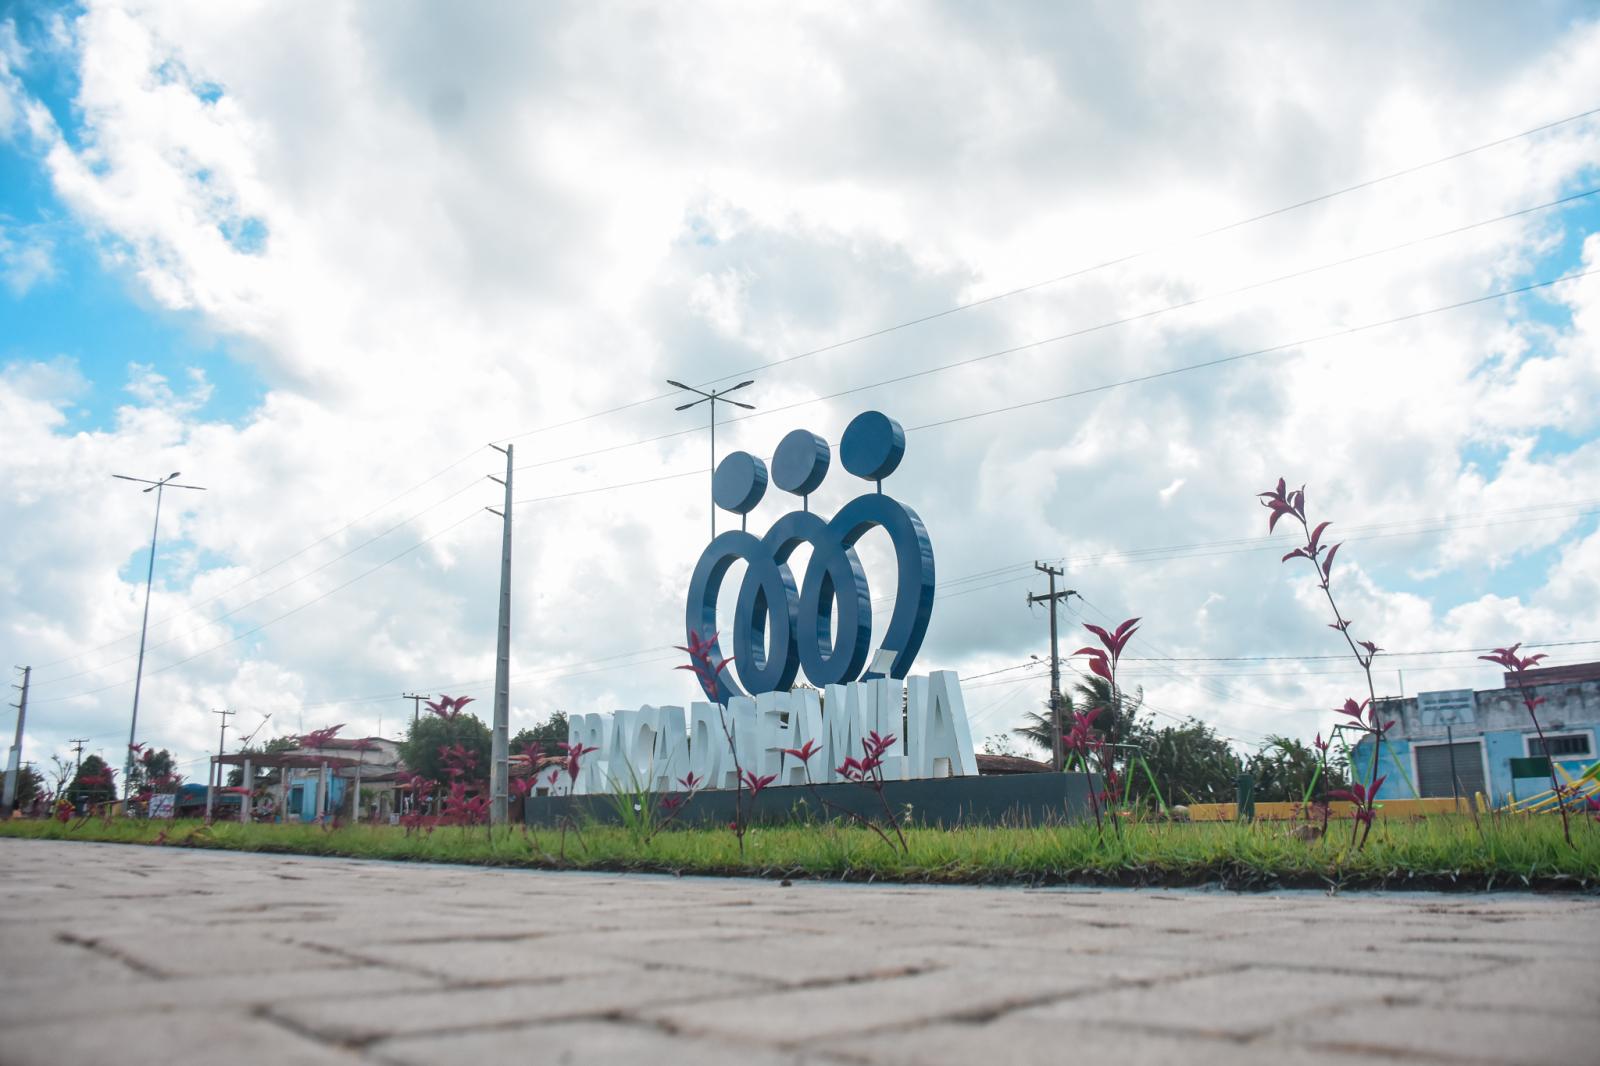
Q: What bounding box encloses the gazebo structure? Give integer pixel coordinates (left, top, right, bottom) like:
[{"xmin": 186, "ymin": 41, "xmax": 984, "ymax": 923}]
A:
[
  {"xmin": 209, "ymin": 737, "xmax": 403, "ymax": 823},
  {"xmin": 208, "ymin": 751, "xmax": 359, "ymax": 823}
]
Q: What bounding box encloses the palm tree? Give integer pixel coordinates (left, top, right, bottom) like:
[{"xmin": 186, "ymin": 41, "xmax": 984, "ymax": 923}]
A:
[{"xmin": 1012, "ymin": 677, "xmax": 1143, "ymax": 758}]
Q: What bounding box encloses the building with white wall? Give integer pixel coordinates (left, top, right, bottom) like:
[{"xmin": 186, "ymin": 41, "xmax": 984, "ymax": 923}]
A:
[{"xmin": 1352, "ymin": 661, "xmax": 1600, "ymax": 806}]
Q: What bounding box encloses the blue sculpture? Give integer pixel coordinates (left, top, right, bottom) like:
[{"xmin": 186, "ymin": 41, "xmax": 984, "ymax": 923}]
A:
[{"xmin": 684, "ymin": 411, "xmax": 935, "ymax": 702}]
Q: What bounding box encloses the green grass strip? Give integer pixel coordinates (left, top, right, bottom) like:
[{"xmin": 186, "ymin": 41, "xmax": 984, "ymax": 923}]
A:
[{"xmin": 3, "ymin": 815, "xmax": 1597, "ymax": 892}]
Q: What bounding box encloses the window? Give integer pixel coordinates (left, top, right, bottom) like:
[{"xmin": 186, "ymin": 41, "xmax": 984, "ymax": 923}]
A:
[{"xmin": 1528, "ymin": 734, "xmax": 1592, "ymax": 758}]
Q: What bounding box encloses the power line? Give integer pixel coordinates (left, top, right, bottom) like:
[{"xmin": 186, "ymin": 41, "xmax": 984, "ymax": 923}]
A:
[
  {"xmin": 1067, "ymin": 593, "xmax": 1303, "ymax": 715},
  {"xmin": 31, "ymin": 461, "xmax": 488, "ymax": 679},
  {"xmin": 34, "ymin": 466, "xmax": 1599, "ymax": 709},
  {"xmin": 715, "ymin": 188, "xmax": 1600, "ymax": 435},
  {"xmin": 31, "ymin": 510, "xmax": 482, "ymax": 706},
  {"xmin": 491, "ymin": 103, "xmax": 1600, "ymax": 444},
  {"xmin": 907, "ymin": 266, "xmax": 1597, "ymax": 434},
  {"xmin": 31, "ymin": 170, "xmax": 1596, "ymax": 681},
  {"xmin": 501, "ymin": 480, "xmax": 1597, "ymax": 595},
  {"xmin": 32, "ymin": 109, "xmax": 1597, "ymax": 678},
  {"xmin": 30, "ymin": 262, "xmax": 1598, "ymax": 707},
  {"xmin": 1124, "ymin": 637, "xmax": 1600, "ymax": 663},
  {"xmin": 34, "ymin": 475, "xmax": 490, "ymax": 688},
  {"xmin": 32, "ymin": 480, "xmax": 1598, "ymax": 708},
  {"xmin": 511, "ymin": 194, "xmax": 1600, "ymax": 480}
]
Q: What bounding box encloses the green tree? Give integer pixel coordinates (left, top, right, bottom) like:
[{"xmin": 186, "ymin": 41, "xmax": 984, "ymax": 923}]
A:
[
  {"xmin": 128, "ymin": 747, "xmax": 178, "ymax": 793},
  {"xmin": 1134, "ymin": 717, "xmax": 1243, "ymax": 806},
  {"xmin": 227, "ymin": 736, "xmax": 298, "ymax": 787},
  {"xmin": 1013, "ymin": 683, "xmax": 1267, "ymax": 808},
  {"xmin": 1013, "ymin": 677, "xmax": 1143, "ymax": 762},
  {"xmin": 510, "ymin": 711, "xmax": 569, "ymax": 754},
  {"xmin": 3, "ymin": 762, "xmax": 43, "ymax": 809},
  {"xmin": 399, "ymin": 710, "xmax": 491, "ymax": 783},
  {"xmin": 1245, "ymin": 735, "xmax": 1349, "ymax": 802},
  {"xmin": 69, "ymin": 754, "xmax": 117, "ymax": 804}
]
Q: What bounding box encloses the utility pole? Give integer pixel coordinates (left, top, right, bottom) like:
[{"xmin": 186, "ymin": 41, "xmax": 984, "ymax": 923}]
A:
[
  {"xmin": 1445, "ymin": 716, "xmax": 1461, "ymax": 813},
  {"xmin": 205, "ymin": 708, "xmax": 234, "ymax": 820},
  {"xmin": 486, "ymin": 444, "xmax": 513, "ymax": 826},
  {"xmin": 3, "ymin": 667, "xmax": 30, "ymax": 816},
  {"xmin": 1026, "ymin": 563, "xmax": 1075, "ymax": 772},
  {"xmin": 401, "ymin": 692, "xmax": 431, "ymax": 730},
  {"xmin": 667, "ymin": 379, "xmax": 756, "ymax": 538},
  {"xmin": 67, "ymin": 738, "xmax": 87, "ymax": 809},
  {"xmin": 112, "ymin": 471, "xmax": 205, "ymax": 802}
]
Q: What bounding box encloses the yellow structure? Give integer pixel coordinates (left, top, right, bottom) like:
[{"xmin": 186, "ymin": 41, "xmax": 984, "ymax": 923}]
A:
[{"xmin": 1185, "ymin": 797, "xmax": 1479, "ymax": 822}]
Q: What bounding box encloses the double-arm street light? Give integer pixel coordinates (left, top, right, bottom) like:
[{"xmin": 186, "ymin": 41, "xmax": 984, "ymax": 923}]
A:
[
  {"xmin": 112, "ymin": 471, "xmax": 205, "ymax": 800},
  {"xmin": 667, "ymin": 379, "xmax": 755, "ymax": 538}
]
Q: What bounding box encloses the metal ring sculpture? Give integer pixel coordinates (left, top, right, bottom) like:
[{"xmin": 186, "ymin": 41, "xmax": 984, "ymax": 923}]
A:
[{"xmin": 684, "ymin": 411, "xmax": 935, "ymax": 703}]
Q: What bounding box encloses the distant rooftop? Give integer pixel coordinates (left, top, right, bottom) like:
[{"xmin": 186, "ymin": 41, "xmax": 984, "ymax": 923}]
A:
[{"xmin": 1504, "ymin": 661, "xmax": 1600, "ymax": 688}]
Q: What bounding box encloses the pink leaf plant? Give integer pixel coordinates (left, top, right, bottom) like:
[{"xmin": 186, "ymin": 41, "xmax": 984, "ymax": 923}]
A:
[
  {"xmin": 831, "ymin": 731, "xmax": 910, "ymax": 852},
  {"xmin": 1326, "ymin": 778, "xmax": 1386, "ymax": 828},
  {"xmin": 1259, "ymin": 478, "xmax": 1388, "ymax": 850},
  {"xmin": 299, "ymin": 724, "xmax": 345, "ymax": 750},
  {"xmin": 677, "ymin": 630, "xmax": 753, "ymax": 855},
  {"xmin": 1074, "ymin": 617, "xmax": 1140, "ymax": 840},
  {"xmin": 425, "ymin": 695, "xmax": 475, "ymax": 721},
  {"xmin": 1480, "ymin": 643, "xmax": 1572, "ymax": 847},
  {"xmin": 555, "ymin": 741, "xmax": 597, "ymax": 786},
  {"xmin": 674, "ymin": 630, "xmax": 732, "ymax": 702}
]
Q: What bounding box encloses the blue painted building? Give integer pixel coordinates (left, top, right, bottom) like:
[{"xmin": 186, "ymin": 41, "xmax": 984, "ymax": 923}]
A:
[
  {"xmin": 274, "ymin": 737, "xmax": 402, "ymax": 821},
  {"xmin": 1352, "ymin": 661, "xmax": 1600, "ymax": 806},
  {"xmin": 285, "ymin": 774, "xmax": 347, "ymax": 821}
]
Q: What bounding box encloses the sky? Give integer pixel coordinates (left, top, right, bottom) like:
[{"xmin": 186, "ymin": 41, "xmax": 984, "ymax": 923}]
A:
[{"xmin": 2, "ymin": 1, "xmax": 1599, "ymax": 786}]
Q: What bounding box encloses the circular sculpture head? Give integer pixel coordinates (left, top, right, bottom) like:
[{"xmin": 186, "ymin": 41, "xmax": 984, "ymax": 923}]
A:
[
  {"xmin": 713, "ymin": 451, "xmax": 768, "ymax": 514},
  {"xmin": 840, "ymin": 410, "xmax": 906, "ymax": 481},
  {"xmin": 772, "ymin": 428, "xmax": 831, "ymax": 495}
]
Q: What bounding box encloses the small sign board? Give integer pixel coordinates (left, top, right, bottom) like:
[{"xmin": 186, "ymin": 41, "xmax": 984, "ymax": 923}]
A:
[
  {"xmin": 148, "ymin": 793, "xmax": 176, "ymax": 820},
  {"xmin": 1416, "ymin": 688, "xmax": 1475, "ymax": 729},
  {"xmin": 1510, "ymin": 756, "xmax": 1551, "ymax": 779}
]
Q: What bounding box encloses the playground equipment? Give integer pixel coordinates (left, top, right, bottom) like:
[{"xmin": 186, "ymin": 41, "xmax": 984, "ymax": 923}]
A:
[{"xmin": 1499, "ymin": 758, "xmax": 1600, "ymax": 814}]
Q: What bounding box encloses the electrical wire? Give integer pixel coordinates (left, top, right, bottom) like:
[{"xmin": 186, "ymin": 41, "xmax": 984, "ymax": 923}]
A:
[
  {"xmin": 31, "ymin": 510, "xmax": 483, "ymax": 705},
  {"xmin": 510, "ymin": 191, "xmax": 1600, "ymax": 477},
  {"xmin": 491, "ymin": 104, "xmax": 1600, "ymax": 444},
  {"xmin": 906, "ymin": 266, "xmax": 1596, "ymax": 434},
  {"xmin": 34, "ymin": 161, "xmax": 1596, "ymax": 680}
]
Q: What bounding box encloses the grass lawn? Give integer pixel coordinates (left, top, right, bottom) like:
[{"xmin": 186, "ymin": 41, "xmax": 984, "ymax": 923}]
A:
[{"xmin": 5, "ymin": 813, "xmax": 1598, "ymax": 891}]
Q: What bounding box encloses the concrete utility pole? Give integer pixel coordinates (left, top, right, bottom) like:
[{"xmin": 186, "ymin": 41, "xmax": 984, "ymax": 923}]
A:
[
  {"xmin": 666, "ymin": 379, "xmax": 756, "ymax": 538},
  {"xmin": 205, "ymin": 708, "xmax": 234, "ymax": 820},
  {"xmin": 401, "ymin": 693, "xmax": 431, "ymax": 730},
  {"xmin": 66, "ymin": 738, "xmax": 88, "ymax": 810},
  {"xmin": 1027, "ymin": 563, "xmax": 1076, "ymax": 772},
  {"xmin": 486, "ymin": 444, "xmax": 513, "ymax": 826},
  {"xmin": 2, "ymin": 666, "xmax": 29, "ymax": 816},
  {"xmin": 1445, "ymin": 716, "xmax": 1462, "ymax": 813},
  {"xmin": 112, "ymin": 471, "xmax": 205, "ymax": 801}
]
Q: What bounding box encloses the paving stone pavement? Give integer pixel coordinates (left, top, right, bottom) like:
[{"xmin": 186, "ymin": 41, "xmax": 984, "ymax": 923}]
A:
[{"xmin": 2, "ymin": 838, "xmax": 1598, "ymax": 1065}]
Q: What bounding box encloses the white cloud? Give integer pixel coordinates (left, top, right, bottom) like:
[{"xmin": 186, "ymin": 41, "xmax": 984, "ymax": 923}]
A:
[{"xmin": 3, "ymin": 1, "xmax": 1599, "ymax": 777}]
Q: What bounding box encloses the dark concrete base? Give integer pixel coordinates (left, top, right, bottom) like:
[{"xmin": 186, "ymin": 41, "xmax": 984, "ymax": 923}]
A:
[{"xmin": 522, "ymin": 771, "xmax": 1102, "ymax": 829}]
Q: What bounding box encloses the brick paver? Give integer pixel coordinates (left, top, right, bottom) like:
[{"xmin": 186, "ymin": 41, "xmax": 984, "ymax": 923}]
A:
[{"xmin": 1, "ymin": 838, "xmax": 1596, "ymax": 1065}]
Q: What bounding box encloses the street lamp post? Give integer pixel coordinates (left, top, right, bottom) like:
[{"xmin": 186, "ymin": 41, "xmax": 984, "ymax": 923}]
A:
[
  {"xmin": 666, "ymin": 379, "xmax": 755, "ymax": 538},
  {"xmin": 112, "ymin": 471, "xmax": 205, "ymax": 802}
]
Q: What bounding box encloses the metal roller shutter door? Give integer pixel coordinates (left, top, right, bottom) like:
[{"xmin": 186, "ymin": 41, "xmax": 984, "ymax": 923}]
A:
[{"xmin": 1414, "ymin": 741, "xmax": 1485, "ymax": 799}]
